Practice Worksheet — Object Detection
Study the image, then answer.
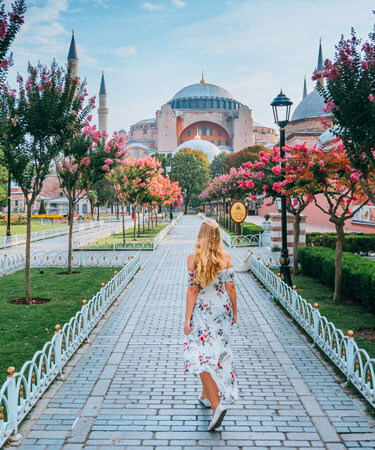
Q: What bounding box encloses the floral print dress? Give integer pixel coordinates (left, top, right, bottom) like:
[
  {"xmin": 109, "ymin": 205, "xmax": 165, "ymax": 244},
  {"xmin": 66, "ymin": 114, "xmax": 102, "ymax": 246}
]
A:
[{"xmin": 184, "ymin": 267, "xmax": 238, "ymax": 405}]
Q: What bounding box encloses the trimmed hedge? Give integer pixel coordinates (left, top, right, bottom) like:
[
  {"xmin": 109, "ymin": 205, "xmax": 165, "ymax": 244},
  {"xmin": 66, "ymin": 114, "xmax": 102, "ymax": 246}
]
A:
[
  {"xmin": 306, "ymin": 232, "xmax": 375, "ymax": 255},
  {"xmin": 299, "ymin": 246, "xmax": 375, "ymax": 310}
]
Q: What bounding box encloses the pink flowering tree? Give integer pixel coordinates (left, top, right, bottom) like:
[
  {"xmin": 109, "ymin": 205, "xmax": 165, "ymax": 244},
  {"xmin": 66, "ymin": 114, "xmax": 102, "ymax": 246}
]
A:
[
  {"xmin": 0, "ymin": 61, "xmax": 91, "ymax": 303},
  {"xmin": 57, "ymin": 124, "xmax": 125, "ymax": 274},
  {"xmin": 282, "ymin": 143, "xmax": 373, "ymax": 302},
  {"xmin": 239, "ymin": 146, "xmax": 316, "ymax": 274},
  {"xmin": 314, "ymin": 18, "xmax": 375, "ymax": 203},
  {"xmin": 0, "ymin": 0, "xmax": 26, "ymax": 83}
]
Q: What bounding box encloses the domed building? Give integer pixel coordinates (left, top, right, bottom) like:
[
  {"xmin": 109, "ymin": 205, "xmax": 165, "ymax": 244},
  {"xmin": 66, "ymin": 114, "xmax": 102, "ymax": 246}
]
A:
[
  {"xmin": 173, "ymin": 130, "xmax": 222, "ymax": 162},
  {"xmin": 123, "ymin": 72, "xmax": 277, "ymax": 159},
  {"xmin": 286, "ymin": 40, "xmax": 331, "ymax": 147}
]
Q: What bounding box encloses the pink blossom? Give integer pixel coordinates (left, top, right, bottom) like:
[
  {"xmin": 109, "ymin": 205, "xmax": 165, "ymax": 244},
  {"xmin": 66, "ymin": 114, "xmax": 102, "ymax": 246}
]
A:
[
  {"xmin": 87, "ymin": 115, "xmax": 92, "ymax": 122},
  {"xmin": 0, "ymin": 59, "xmax": 8, "ymax": 70},
  {"xmin": 271, "ymin": 165, "xmax": 281, "ymax": 175},
  {"xmin": 102, "ymin": 164, "xmax": 110, "ymax": 171},
  {"xmin": 69, "ymin": 110, "xmax": 77, "ymax": 116},
  {"xmin": 0, "ymin": 23, "xmax": 6, "ymax": 41},
  {"xmin": 104, "ymin": 158, "xmax": 113, "ymax": 165},
  {"xmin": 369, "ymin": 94, "xmax": 375, "ymax": 102}
]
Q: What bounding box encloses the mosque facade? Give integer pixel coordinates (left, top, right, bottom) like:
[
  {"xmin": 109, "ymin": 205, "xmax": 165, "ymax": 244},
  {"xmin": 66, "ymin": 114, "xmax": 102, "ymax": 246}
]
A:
[{"xmin": 120, "ymin": 72, "xmax": 277, "ymax": 162}]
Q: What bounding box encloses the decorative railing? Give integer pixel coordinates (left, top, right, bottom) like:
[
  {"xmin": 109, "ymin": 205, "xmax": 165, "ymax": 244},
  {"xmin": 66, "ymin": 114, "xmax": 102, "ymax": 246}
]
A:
[
  {"xmin": 0, "ymin": 253, "xmax": 141, "ymax": 447},
  {"xmin": 249, "ymin": 254, "xmax": 375, "ymax": 408},
  {"xmin": 0, "ymin": 221, "xmax": 106, "ymax": 249},
  {"xmin": 72, "ymin": 222, "xmax": 127, "ymax": 250},
  {"xmin": 75, "ymin": 213, "xmax": 183, "ymax": 251}
]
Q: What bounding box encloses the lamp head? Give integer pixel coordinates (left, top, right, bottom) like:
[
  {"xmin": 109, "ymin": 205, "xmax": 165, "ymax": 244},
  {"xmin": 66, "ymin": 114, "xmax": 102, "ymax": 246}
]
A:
[{"xmin": 271, "ymin": 90, "xmax": 293, "ymax": 128}]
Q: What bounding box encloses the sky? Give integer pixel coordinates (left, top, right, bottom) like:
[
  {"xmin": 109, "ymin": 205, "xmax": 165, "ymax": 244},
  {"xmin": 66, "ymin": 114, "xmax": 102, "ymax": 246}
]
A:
[{"xmin": 6, "ymin": 0, "xmax": 375, "ymax": 135}]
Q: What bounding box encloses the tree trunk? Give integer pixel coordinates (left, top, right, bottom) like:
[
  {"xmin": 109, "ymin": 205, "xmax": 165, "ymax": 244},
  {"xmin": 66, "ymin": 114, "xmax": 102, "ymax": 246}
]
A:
[
  {"xmin": 116, "ymin": 203, "xmax": 119, "ymax": 219},
  {"xmin": 121, "ymin": 203, "xmax": 126, "ymax": 244},
  {"xmin": 68, "ymin": 199, "xmax": 74, "ymax": 275},
  {"xmin": 293, "ymin": 212, "xmax": 302, "ymax": 275},
  {"xmin": 133, "ymin": 204, "xmax": 137, "ymax": 240},
  {"xmin": 147, "ymin": 205, "xmax": 150, "ymax": 230},
  {"xmin": 142, "ymin": 205, "xmax": 145, "ymax": 234},
  {"xmin": 155, "ymin": 206, "xmax": 158, "ymax": 227},
  {"xmin": 25, "ymin": 201, "xmax": 32, "ymax": 304},
  {"xmin": 333, "ymin": 222, "xmax": 345, "ymax": 303},
  {"xmin": 137, "ymin": 206, "xmax": 140, "ymax": 237},
  {"xmin": 97, "ymin": 204, "xmax": 100, "ymax": 221}
]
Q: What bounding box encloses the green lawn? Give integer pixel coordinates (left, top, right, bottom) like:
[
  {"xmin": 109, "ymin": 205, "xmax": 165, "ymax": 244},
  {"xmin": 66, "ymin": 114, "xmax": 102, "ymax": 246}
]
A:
[
  {"xmin": 278, "ymin": 271, "xmax": 375, "ymax": 358},
  {"xmin": 221, "ymin": 222, "xmax": 263, "ymax": 237},
  {"xmin": 88, "ymin": 223, "xmax": 168, "ymax": 247},
  {"xmin": 0, "ymin": 267, "xmax": 117, "ymax": 385},
  {"xmin": 0, "ymin": 223, "xmax": 65, "ymax": 237}
]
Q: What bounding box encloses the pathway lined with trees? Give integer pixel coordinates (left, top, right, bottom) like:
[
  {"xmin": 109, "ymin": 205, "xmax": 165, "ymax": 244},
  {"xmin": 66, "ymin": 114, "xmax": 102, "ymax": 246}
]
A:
[{"xmin": 14, "ymin": 216, "xmax": 375, "ymax": 449}]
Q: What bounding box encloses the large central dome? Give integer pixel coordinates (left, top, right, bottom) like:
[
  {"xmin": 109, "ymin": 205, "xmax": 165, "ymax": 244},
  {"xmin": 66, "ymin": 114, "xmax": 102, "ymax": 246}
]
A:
[
  {"xmin": 172, "ymin": 82, "xmax": 234, "ymax": 101},
  {"xmin": 168, "ymin": 75, "xmax": 239, "ymax": 111}
]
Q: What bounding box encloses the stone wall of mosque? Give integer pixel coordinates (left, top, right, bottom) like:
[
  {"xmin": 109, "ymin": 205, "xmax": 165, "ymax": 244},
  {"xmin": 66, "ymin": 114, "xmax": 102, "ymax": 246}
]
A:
[
  {"xmin": 232, "ymin": 104, "xmax": 253, "ymax": 152},
  {"xmin": 285, "ymin": 117, "xmax": 325, "ymax": 147},
  {"xmin": 156, "ymin": 104, "xmax": 178, "ymax": 152}
]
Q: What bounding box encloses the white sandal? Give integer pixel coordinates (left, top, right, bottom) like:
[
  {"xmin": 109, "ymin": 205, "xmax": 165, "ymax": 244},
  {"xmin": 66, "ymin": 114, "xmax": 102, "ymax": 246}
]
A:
[
  {"xmin": 207, "ymin": 401, "xmax": 227, "ymax": 431},
  {"xmin": 198, "ymin": 395, "xmax": 211, "ymax": 408}
]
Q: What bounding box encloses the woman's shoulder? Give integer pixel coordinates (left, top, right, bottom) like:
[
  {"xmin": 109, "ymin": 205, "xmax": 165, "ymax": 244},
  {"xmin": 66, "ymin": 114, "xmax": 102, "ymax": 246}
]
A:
[
  {"xmin": 187, "ymin": 253, "xmax": 196, "ymax": 271},
  {"xmin": 222, "ymin": 251, "xmax": 233, "ymax": 269}
]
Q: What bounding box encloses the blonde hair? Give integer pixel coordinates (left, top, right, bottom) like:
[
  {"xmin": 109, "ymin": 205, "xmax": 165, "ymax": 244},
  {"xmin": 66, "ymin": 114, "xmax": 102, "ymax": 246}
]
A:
[{"xmin": 195, "ymin": 218, "xmax": 225, "ymax": 287}]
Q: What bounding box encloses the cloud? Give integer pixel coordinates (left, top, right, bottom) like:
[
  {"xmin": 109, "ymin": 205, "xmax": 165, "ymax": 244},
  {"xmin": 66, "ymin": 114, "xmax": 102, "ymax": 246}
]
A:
[
  {"xmin": 80, "ymin": 0, "xmax": 109, "ymax": 7},
  {"xmin": 142, "ymin": 2, "xmax": 163, "ymax": 11},
  {"xmin": 171, "ymin": 0, "xmax": 187, "ymax": 8},
  {"xmin": 112, "ymin": 46, "xmax": 137, "ymax": 58}
]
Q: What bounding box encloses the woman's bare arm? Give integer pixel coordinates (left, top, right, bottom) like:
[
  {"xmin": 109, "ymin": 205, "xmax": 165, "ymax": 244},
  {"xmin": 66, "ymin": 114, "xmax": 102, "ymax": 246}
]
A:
[
  {"xmin": 184, "ymin": 253, "xmax": 199, "ymax": 335},
  {"xmin": 224, "ymin": 253, "xmax": 237, "ymax": 325}
]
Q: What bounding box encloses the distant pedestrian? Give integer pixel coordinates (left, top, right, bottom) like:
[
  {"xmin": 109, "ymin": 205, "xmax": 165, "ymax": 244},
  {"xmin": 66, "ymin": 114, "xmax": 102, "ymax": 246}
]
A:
[{"xmin": 184, "ymin": 218, "xmax": 238, "ymax": 431}]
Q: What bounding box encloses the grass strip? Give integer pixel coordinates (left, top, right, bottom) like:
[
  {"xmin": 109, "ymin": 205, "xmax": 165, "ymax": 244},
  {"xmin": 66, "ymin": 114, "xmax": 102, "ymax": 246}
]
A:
[{"xmin": 0, "ymin": 267, "xmax": 117, "ymax": 385}]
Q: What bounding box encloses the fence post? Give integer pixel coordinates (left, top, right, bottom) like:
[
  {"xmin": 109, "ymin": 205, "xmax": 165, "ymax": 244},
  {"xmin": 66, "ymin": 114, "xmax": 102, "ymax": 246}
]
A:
[
  {"xmin": 6, "ymin": 367, "xmax": 19, "ymax": 438},
  {"xmin": 82, "ymin": 300, "xmax": 88, "ymax": 337},
  {"xmin": 312, "ymin": 303, "xmax": 320, "ymax": 342},
  {"xmin": 54, "ymin": 325, "xmax": 63, "ymax": 379},
  {"xmin": 346, "ymin": 330, "xmax": 355, "ymax": 379}
]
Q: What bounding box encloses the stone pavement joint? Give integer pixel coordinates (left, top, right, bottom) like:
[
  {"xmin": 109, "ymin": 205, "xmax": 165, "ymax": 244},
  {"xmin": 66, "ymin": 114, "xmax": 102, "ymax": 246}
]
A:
[{"xmin": 11, "ymin": 215, "xmax": 375, "ymax": 449}]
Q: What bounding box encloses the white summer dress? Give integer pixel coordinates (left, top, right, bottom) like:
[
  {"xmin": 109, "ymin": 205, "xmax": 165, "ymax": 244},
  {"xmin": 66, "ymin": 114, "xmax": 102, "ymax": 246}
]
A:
[{"xmin": 184, "ymin": 267, "xmax": 238, "ymax": 405}]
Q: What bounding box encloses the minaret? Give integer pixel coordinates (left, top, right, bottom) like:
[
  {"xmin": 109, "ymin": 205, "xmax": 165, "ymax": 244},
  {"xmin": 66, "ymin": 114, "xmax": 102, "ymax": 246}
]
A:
[
  {"xmin": 303, "ymin": 75, "xmax": 307, "ymax": 99},
  {"xmin": 98, "ymin": 71, "xmax": 109, "ymax": 133},
  {"xmin": 316, "ymin": 37, "xmax": 324, "ymax": 86},
  {"xmin": 67, "ymin": 30, "xmax": 79, "ymax": 78},
  {"xmin": 200, "ymin": 70, "xmax": 205, "ymax": 84}
]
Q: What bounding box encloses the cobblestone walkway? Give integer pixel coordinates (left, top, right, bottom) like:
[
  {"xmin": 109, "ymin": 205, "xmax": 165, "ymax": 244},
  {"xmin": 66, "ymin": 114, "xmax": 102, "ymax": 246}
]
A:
[{"xmin": 14, "ymin": 216, "xmax": 375, "ymax": 449}]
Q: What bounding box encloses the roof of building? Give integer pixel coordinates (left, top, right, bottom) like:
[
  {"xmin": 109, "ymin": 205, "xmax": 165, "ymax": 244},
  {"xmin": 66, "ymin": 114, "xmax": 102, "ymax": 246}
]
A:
[
  {"xmin": 291, "ymin": 88, "xmax": 328, "ymax": 121},
  {"xmin": 135, "ymin": 118, "xmax": 156, "ymax": 125},
  {"xmin": 99, "ymin": 72, "xmax": 106, "ymax": 95},
  {"xmin": 68, "ymin": 31, "xmax": 78, "ymax": 60},
  {"xmin": 317, "ymin": 128, "xmax": 338, "ymax": 149},
  {"xmin": 171, "ymin": 82, "xmax": 234, "ymax": 101},
  {"xmin": 119, "ymin": 129, "xmax": 127, "ymax": 133},
  {"xmin": 174, "ymin": 138, "xmax": 222, "ymax": 162}
]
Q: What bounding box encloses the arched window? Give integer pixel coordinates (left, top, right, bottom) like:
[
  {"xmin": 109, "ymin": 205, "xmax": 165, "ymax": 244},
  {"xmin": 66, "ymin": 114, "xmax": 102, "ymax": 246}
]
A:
[
  {"xmin": 210, "ymin": 140, "xmax": 214, "ymax": 143},
  {"xmin": 210, "ymin": 127, "xmax": 213, "ymax": 136},
  {"xmin": 202, "ymin": 124, "xmax": 207, "ymax": 136},
  {"xmin": 187, "ymin": 130, "xmax": 191, "ymax": 137},
  {"xmin": 218, "ymin": 140, "xmax": 222, "ymax": 146},
  {"xmin": 134, "ymin": 149, "xmax": 139, "ymax": 159},
  {"xmin": 218, "ymin": 129, "xmax": 222, "ymax": 136},
  {"xmin": 225, "ymin": 140, "xmax": 229, "ymax": 146},
  {"xmin": 180, "ymin": 139, "xmax": 183, "ymax": 144}
]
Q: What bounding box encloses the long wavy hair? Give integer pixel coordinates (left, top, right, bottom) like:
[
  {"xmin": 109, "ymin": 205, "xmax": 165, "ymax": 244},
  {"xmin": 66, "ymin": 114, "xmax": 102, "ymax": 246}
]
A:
[{"xmin": 195, "ymin": 218, "xmax": 225, "ymax": 287}]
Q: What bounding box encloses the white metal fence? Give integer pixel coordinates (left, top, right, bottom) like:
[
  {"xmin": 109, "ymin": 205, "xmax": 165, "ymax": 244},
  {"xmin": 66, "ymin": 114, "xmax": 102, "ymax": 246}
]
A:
[
  {"xmin": 0, "ymin": 253, "xmax": 140, "ymax": 446},
  {"xmin": 249, "ymin": 254, "xmax": 375, "ymax": 408},
  {"xmin": 75, "ymin": 213, "xmax": 183, "ymax": 251},
  {"xmin": 0, "ymin": 221, "xmax": 106, "ymax": 249}
]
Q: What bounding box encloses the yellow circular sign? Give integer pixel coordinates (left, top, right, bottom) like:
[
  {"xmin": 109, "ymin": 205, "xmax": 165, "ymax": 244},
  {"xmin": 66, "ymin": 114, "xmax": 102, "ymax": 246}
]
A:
[
  {"xmin": 230, "ymin": 201, "xmax": 247, "ymax": 223},
  {"xmin": 200, "ymin": 205, "xmax": 204, "ymax": 210}
]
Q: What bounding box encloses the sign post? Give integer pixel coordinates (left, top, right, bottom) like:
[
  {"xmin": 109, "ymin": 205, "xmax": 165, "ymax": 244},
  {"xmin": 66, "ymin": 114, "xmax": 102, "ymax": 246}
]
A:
[{"xmin": 229, "ymin": 201, "xmax": 247, "ymax": 241}]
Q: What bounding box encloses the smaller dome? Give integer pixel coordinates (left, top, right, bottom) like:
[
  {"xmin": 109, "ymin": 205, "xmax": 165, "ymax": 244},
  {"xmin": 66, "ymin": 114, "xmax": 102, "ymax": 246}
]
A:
[
  {"xmin": 291, "ymin": 88, "xmax": 328, "ymax": 121},
  {"xmin": 174, "ymin": 139, "xmax": 222, "ymax": 162}
]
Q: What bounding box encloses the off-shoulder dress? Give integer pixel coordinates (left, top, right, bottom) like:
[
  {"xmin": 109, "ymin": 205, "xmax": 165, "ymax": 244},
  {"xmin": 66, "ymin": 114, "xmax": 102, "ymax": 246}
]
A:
[{"xmin": 184, "ymin": 267, "xmax": 238, "ymax": 404}]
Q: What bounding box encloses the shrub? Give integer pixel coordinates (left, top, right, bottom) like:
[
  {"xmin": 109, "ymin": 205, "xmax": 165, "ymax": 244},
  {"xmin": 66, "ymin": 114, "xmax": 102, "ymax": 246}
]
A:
[
  {"xmin": 299, "ymin": 246, "xmax": 375, "ymax": 310},
  {"xmin": 242, "ymin": 222, "xmax": 263, "ymax": 236},
  {"xmin": 38, "ymin": 199, "xmax": 47, "ymax": 215},
  {"xmin": 306, "ymin": 232, "xmax": 375, "ymax": 255}
]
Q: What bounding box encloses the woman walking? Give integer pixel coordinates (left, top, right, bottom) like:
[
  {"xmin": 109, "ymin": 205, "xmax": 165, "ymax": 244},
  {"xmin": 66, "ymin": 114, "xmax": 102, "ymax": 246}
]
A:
[{"xmin": 184, "ymin": 218, "xmax": 238, "ymax": 431}]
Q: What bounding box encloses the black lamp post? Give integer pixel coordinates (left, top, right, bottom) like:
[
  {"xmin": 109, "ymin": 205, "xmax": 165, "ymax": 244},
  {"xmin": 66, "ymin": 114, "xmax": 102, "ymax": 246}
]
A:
[
  {"xmin": 270, "ymin": 90, "xmax": 293, "ymax": 286},
  {"xmin": 6, "ymin": 172, "xmax": 11, "ymax": 237}
]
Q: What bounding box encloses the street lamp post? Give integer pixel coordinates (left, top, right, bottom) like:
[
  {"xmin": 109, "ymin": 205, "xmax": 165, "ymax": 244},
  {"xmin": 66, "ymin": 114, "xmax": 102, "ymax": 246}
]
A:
[
  {"xmin": 271, "ymin": 90, "xmax": 293, "ymax": 286},
  {"xmin": 6, "ymin": 172, "xmax": 11, "ymax": 237}
]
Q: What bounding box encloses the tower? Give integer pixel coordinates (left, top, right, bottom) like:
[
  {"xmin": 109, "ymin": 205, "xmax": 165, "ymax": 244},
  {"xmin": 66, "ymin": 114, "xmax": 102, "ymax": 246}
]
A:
[
  {"xmin": 98, "ymin": 71, "xmax": 109, "ymax": 133},
  {"xmin": 303, "ymin": 75, "xmax": 307, "ymax": 99},
  {"xmin": 67, "ymin": 30, "xmax": 79, "ymax": 78},
  {"xmin": 316, "ymin": 37, "xmax": 324, "ymax": 86}
]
